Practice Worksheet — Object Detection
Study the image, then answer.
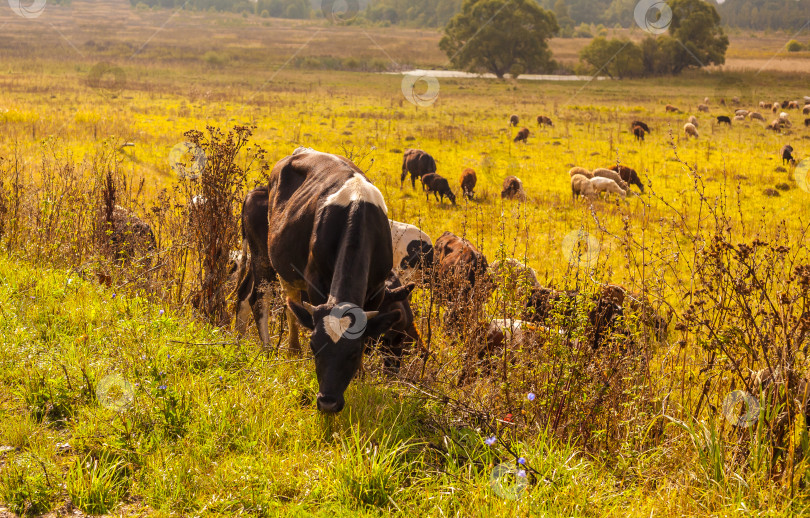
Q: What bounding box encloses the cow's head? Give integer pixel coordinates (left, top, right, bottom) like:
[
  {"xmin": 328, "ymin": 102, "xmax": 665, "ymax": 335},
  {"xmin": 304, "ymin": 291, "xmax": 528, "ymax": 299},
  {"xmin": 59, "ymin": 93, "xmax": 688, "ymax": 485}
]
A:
[{"xmin": 288, "ymin": 288, "xmax": 412, "ymax": 412}]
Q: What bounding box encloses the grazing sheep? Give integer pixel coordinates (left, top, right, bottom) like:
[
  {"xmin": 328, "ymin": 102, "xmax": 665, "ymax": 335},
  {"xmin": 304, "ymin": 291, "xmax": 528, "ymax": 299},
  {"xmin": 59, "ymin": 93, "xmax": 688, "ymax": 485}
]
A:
[
  {"xmin": 513, "ymin": 127, "xmax": 530, "ymax": 143},
  {"xmin": 698, "ymin": 104, "xmax": 709, "ymax": 113},
  {"xmin": 734, "ymin": 114, "xmax": 746, "ymax": 122},
  {"xmin": 805, "ymin": 118, "xmax": 810, "ymax": 127},
  {"xmin": 509, "ymin": 114, "xmax": 519, "ymax": 127},
  {"xmin": 570, "ymin": 174, "xmax": 594, "ymax": 200},
  {"xmin": 632, "ymin": 124, "xmax": 646, "ymax": 142},
  {"xmin": 803, "ymin": 105, "xmax": 810, "ymax": 115},
  {"xmin": 420, "ymin": 173, "xmax": 456, "ymax": 205},
  {"xmin": 768, "ymin": 119, "xmax": 784, "ymax": 131},
  {"xmin": 568, "ymin": 166, "xmax": 593, "ymax": 179},
  {"xmin": 789, "ymin": 101, "xmax": 800, "ymax": 109},
  {"xmin": 749, "ymin": 112, "xmax": 765, "ymax": 121},
  {"xmin": 732, "ymin": 96, "xmax": 741, "ymax": 105},
  {"xmin": 688, "ymin": 115, "xmax": 699, "ymax": 127},
  {"xmin": 590, "ymin": 177, "xmax": 626, "ymax": 198},
  {"xmin": 759, "ymin": 101, "xmax": 770, "ymax": 109},
  {"xmin": 735, "ymin": 109, "xmax": 749, "ymax": 117},
  {"xmin": 683, "ymin": 122, "xmax": 699, "ymax": 138},
  {"xmin": 782, "ymin": 100, "xmax": 790, "ymax": 109},
  {"xmin": 501, "ymin": 176, "xmax": 527, "ymax": 201},
  {"xmin": 592, "ymin": 168, "xmax": 629, "ymax": 190},
  {"xmin": 631, "ymin": 120, "xmax": 650, "ymax": 133},
  {"xmin": 781, "ymin": 145, "xmax": 796, "ymax": 166},
  {"xmin": 537, "ymin": 115, "xmax": 553, "ymax": 126},
  {"xmin": 665, "ymin": 104, "xmax": 680, "ymax": 113},
  {"xmin": 805, "ymin": 96, "xmax": 810, "ymax": 103},
  {"xmin": 717, "ymin": 115, "xmax": 732, "ymax": 125},
  {"xmin": 608, "ymin": 164, "xmax": 644, "ymax": 192},
  {"xmin": 780, "ymin": 112, "xmax": 789, "ymax": 120},
  {"xmin": 773, "ymin": 102, "xmax": 781, "ymax": 113},
  {"xmin": 489, "ymin": 258, "xmax": 541, "ymax": 292},
  {"xmin": 460, "ymin": 168, "xmax": 477, "ymax": 200}
]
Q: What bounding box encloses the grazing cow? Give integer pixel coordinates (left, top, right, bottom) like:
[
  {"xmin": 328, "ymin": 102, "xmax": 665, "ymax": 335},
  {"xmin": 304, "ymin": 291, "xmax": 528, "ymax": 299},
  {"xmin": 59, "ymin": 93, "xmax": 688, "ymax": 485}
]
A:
[
  {"xmin": 688, "ymin": 115, "xmax": 699, "ymax": 127},
  {"xmin": 388, "ymin": 219, "xmax": 434, "ymax": 271},
  {"xmin": 433, "ymin": 231, "xmax": 490, "ymax": 328},
  {"xmin": 537, "ymin": 115, "xmax": 553, "ymax": 126},
  {"xmin": 716, "ymin": 115, "xmax": 731, "ymax": 125},
  {"xmin": 698, "ymin": 104, "xmax": 709, "ymax": 113},
  {"xmin": 803, "ymin": 105, "xmax": 810, "ymax": 115},
  {"xmin": 421, "ymin": 172, "xmax": 456, "ymax": 205},
  {"xmin": 632, "ymin": 124, "xmax": 646, "ymax": 142},
  {"xmin": 238, "ymin": 149, "xmax": 411, "ymax": 413},
  {"xmin": 460, "ymin": 168, "xmax": 477, "ymax": 200},
  {"xmin": 509, "ymin": 114, "xmax": 519, "ymax": 127},
  {"xmin": 781, "ymin": 145, "xmax": 796, "ymax": 166},
  {"xmin": 401, "ymin": 149, "xmax": 437, "ymax": 189},
  {"xmin": 665, "ymin": 104, "xmax": 680, "ymax": 113},
  {"xmin": 631, "ymin": 120, "xmax": 650, "ymax": 133},
  {"xmin": 105, "ymin": 205, "xmax": 156, "ymax": 262},
  {"xmin": 501, "ymin": 175, "xmax": 526, "ymax": 201},
  {"xmin": 514, "ymin": 127, "xmax": 530, "ymax": 143},
  {"xmin": 608, "ymin": 164, "xmax": 644, "ymax": 192},
  {"xmin": 789, "ymin": 101, "xmax": 800, "ymax": 110}
]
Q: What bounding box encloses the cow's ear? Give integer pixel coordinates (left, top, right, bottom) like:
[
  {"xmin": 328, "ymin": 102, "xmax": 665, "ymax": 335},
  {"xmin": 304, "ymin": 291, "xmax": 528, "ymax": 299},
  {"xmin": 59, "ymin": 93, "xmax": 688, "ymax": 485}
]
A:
[
  {"xmin": 287, "ymin": 299, "xmax": 315, "ymax": 330},
  {"xmin": 385, "ymin": 282, "xmax": 416, "ymax": 303},
  {"xmin": 365, "ymin": 310, "xmax": 402, "ymax": 338}
]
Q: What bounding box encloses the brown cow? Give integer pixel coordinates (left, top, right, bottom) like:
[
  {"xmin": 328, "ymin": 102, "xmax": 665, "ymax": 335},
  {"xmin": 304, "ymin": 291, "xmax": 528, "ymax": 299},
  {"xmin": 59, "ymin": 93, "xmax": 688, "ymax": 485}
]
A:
[
  {"xmin": 537, "ymin": 115, "xmax": 553, "ymax": 126},
  {"xmin": 509, "ymin": 114, "xmax": 519, "ymax": 126},
  {"xmin": 514, "ymin": 127, "xmax": 530, "ymax": 143},
  {"xmin": 608, "ymin": 164, "xmax": 644, "ymax": 192},
  {"xmin": 460, "ymin": 168, "xmax": 477, "ymax": 200},
  {"xmin": 433, "ymin": 231, "xmax": 490, "ymax": 328},
  {"xmin": 501, "ymin": 176, "xmax": 526, "ymax": 201},
  {"xmin": 632, "ymin": 124, "xmax": 645, "ymax": 142},
  {"xmin": 421, "ymin": 173, "xmax": 456, "ymax": 205},
  {"xmin": 665, "ymin": 104, "xmax": 680, "ymax": 113},
  {"xmin": 401, "ymin": 149, "xmax": 437, "ymax": 189}
]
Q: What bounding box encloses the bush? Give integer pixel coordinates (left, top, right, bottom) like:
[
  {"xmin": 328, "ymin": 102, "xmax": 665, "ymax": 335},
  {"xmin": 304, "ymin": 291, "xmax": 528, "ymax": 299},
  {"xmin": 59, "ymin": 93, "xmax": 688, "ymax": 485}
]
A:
[{"xmin": 787, "ymin": 39, "xmax": 804, "ymax": 52}]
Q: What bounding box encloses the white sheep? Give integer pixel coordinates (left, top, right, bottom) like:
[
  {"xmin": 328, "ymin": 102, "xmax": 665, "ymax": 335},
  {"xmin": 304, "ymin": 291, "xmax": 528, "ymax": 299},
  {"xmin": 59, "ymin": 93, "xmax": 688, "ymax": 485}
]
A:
[
  {"xmin": 589, "ymin": 176, "xmax": 627, "ymax": 199},
  {"xmin": 698, "ymin": 104, "xmax": 709, "ymax": 113},
  {"xmin": 684, "ymin": 122, "xmax": 699, "ymax": 138},
  {"xmin": 780, "ymin": 112, "xmax": 789, "ymax": 120},
  {"xmin": 592, "ymin": 168, "xmax": 629, "ymax": 190},
  {"xmin": 735, "ymin": 109, "xmax": 749, "ymax": 117},
  {"xmin": 734, "ymin": 114, "xmax": 746, "ymax": 121},
  {"xmin": 568, "ymin": 166, "xmax": 593, "ymax": 178},
  {"xmin": 571, "ymin": 174, "xmax": 595, "ymax": 200},
  {"xmin": 688, "ymin": 115, "xmax": 699, "ymax": 127},
  {"xmin": 749, "ymin": 111, "xmax": 765, "ymax": 121}
]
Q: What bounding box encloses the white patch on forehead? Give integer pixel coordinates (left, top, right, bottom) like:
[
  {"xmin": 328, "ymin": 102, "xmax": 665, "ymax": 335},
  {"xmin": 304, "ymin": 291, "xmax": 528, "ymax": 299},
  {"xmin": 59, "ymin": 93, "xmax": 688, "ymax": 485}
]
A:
[
  {"xmin": 325, "ymin": 174, "xmax": 388, "ymax": 212},
  {"xmin": 323, "ymin": 314, "xmax": 352, "ymax": 343}
]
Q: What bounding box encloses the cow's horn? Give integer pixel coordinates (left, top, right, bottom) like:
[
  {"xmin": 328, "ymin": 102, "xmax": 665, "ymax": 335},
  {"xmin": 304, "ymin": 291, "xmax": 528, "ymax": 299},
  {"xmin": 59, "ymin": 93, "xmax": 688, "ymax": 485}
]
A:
[
  {"xmin": 303, "ymin": 302, "xmax": 316, "ymax": 315},
  {"xmin": 364, "ymin": 311, "xmax": 379, "ymax": 319}
]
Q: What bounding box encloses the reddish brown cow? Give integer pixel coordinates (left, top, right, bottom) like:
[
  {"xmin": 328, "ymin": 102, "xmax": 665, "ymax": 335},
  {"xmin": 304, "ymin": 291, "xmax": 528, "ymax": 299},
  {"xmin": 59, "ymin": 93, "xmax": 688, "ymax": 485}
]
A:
[
  {"xmin": 608, "ymin": 164, "xmax": 644, "ymax": 192},
  {"xmin": 421, "ymin": 173, "xmax": 456, "ymax": 205},
  {"xmin": 632, "ymin": 124, "xmax": 645, "ymax": 142},
  {"xmin": 434, "ymin": 231, "xmax": 490, "ymax": 328},
  {"xmin": 537, "ymin": 115, "xmax": 553, "ymax": 126},
  {"xmin": 514, "ymin": 127, "xmax": 530, "ymax": 143}
]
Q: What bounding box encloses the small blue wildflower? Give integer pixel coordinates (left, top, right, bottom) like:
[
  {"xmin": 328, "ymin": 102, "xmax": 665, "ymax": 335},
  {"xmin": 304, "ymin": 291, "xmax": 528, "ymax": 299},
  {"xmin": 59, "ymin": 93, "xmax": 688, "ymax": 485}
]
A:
[
  {"xmin": 158, "ymin": 384, "xmax": 167, "ymax": 390},
  {"xmin": 167, "ymin": 353, "xmax": 171, "ymax": 359},
  {"xmin": 218, "ymin": 376, "xmax": 223, "ymax": 381},
  {"xmin": 485, "ymin": 436, "xmax": 497, "ymax": 446},
  {"xmin": 159, "ymin": 371, "xmax": 165, "ymax": 377},
  {"xmin": 112, "ymin": 293, "xmax": 116, "ymax": 299},
  {"xmin": 159, "ymin": 309, "xmax": 165, "ymax": 316},
  {"xmin": 527, "ymin": 392, "xmax": 536, "ymax": 402},
  {"xmin": 518, "ymin": 457, "xmax": 526, "ymax": 465},
  {"xmin": 517, "ymin": 469, "xmax": 526, "ymax": 478}
]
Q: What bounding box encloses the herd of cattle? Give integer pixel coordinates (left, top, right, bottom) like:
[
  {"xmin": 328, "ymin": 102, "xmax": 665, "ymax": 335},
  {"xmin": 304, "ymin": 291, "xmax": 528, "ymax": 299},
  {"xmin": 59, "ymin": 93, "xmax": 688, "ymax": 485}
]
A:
[{"xmin": 222, "ymin": 147, "xmax": 670, "ymax": 413}]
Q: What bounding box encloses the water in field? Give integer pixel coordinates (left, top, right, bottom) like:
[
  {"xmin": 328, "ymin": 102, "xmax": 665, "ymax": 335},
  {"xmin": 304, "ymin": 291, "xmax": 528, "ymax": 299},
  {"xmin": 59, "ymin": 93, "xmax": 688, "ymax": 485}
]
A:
[{"xmin": 388, "ymin": 69, "xmax": 609, "ymax": 81}]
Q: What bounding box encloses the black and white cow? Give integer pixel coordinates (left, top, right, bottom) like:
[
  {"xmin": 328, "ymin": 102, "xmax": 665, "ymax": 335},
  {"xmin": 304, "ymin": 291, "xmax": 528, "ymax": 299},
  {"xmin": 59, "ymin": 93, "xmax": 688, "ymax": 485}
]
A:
[
  {"xmin": 237, "ymin": 149, "xmax": 414, "ymax": 412},
  {"xmin": 389, "ymin": 219, "xmax": 433, "ymax": 271}
]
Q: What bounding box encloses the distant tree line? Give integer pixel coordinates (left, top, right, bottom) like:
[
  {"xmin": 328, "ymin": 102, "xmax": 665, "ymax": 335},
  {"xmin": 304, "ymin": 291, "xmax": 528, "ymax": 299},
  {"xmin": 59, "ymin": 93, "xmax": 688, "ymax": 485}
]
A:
[{"xmin": 129, "ymin": 0, "xmax": 810, "ymax": 30}]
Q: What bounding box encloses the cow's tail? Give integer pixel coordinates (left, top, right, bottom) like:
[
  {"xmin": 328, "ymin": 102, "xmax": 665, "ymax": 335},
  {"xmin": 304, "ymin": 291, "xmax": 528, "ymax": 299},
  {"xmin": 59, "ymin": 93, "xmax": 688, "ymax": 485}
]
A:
[{"xmin": 229, "ymin": 206, "xmax": 251, "ymax": 306}]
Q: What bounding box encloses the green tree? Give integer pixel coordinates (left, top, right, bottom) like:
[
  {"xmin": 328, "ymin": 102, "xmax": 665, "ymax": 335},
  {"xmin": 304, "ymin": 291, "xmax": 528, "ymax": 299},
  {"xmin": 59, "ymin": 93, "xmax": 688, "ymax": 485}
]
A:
[
  {"xmin": 579, "ymin": 37, "xmax": 643, "ymax": 78},
  {"xmin": 663, "ymin": 0, "xmax": 729, "ymax": 73},
  {"xmin": 440, "ymin": 0, "xmax": 559, "ymax": 78}
]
